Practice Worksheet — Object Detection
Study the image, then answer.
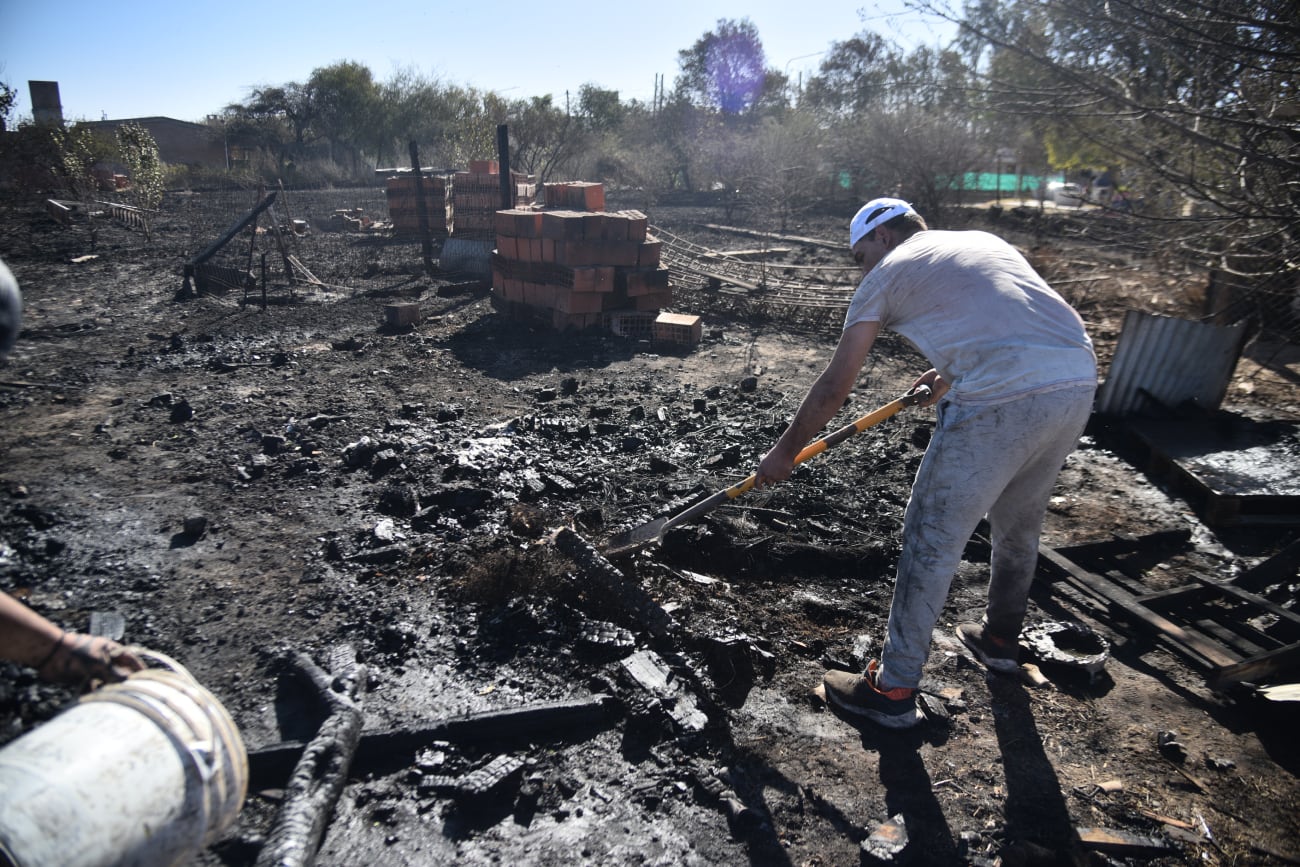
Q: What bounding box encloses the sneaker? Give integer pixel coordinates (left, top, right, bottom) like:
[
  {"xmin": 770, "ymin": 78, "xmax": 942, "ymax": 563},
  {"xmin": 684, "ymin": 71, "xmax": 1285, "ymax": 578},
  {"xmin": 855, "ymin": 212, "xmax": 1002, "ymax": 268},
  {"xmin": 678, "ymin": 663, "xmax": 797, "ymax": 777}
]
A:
[
  {"xmin": 823, "ymin": 660, "xmax": 922, "ymax": 729},
  {"xmin": 956, "ymin": 621, "xmax": 1021, "ymax": 673}
]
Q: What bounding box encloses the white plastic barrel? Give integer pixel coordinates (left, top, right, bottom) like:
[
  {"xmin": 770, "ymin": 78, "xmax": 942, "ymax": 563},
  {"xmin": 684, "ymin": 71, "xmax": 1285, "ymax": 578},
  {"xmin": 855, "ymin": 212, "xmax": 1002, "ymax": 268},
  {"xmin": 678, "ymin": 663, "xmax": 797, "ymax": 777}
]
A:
[{"xmin": 0, "ymin": 651, "xmax": 247, "ymax": 867}]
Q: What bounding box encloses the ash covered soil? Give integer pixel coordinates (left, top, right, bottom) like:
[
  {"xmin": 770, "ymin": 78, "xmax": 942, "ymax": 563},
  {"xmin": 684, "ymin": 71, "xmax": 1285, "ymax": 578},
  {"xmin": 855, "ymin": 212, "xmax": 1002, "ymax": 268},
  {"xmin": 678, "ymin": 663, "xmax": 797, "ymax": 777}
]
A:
[{"xmin": 1, "ymin": 190, "xmax": 1298, "ymax": 866}]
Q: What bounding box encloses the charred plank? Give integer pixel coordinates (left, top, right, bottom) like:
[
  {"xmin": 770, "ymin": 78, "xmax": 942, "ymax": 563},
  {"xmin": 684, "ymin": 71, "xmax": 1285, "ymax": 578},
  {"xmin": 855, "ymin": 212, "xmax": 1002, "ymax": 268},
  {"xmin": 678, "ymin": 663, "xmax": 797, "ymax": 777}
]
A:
[{"xmin": 248, "ymin": 694, "xmax": 618, "ymax": 791}]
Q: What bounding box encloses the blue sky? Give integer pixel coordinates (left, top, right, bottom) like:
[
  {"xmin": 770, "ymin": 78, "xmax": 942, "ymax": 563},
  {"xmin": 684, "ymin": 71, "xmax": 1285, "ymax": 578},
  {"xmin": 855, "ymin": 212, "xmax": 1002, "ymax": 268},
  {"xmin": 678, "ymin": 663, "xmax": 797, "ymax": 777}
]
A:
[{"xmin": 1, "ymin": 0, "xmax": 958, "ymax": 123}]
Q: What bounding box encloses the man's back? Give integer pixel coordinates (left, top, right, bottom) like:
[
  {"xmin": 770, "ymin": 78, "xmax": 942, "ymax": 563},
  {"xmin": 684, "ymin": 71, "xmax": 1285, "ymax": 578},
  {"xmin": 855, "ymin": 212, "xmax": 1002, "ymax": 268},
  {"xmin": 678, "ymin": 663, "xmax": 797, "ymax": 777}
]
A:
[{"xmin": 844, "ymin": 230, "xmax": 1096, "ymax": 403}]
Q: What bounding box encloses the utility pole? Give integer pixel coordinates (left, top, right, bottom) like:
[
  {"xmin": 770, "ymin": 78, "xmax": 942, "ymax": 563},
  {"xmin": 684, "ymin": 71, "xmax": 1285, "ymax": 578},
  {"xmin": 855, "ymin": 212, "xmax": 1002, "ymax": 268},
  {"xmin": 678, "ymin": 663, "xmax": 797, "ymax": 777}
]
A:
[{"xmin": 409, "ymin": 141, "xmax": 434, "ymax": 276}]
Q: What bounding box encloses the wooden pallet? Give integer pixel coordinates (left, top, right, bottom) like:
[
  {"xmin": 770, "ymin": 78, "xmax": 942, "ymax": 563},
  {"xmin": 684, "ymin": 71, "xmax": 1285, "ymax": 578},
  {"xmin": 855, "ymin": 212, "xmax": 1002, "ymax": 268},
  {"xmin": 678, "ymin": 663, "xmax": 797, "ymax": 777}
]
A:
[{"xmin": 1038, "ymin": 534, "xmax": 1300, "ymax": 688}]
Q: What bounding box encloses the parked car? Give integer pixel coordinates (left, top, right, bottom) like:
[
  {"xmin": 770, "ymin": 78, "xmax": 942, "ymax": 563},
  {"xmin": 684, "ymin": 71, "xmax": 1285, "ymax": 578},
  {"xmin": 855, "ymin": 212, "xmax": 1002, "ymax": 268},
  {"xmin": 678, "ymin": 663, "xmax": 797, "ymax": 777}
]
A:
[{"xmin": 1044, "ymin": 181, "xmax": 1085, "ymax": 207}]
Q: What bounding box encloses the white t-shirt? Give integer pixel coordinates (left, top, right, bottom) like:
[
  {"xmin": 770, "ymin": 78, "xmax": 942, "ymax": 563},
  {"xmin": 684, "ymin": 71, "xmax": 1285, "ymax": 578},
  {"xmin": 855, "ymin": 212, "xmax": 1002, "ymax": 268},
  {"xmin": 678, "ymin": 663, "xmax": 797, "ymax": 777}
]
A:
[{"xmin": 844, "ymin": 230, "xmax": 1097, "ymax": 404}]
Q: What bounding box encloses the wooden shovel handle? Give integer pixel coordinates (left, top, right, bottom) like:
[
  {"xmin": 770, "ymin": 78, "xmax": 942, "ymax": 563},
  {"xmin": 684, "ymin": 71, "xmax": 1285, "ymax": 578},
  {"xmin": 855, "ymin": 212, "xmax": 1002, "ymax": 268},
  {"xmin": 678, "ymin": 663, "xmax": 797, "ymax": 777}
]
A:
[{"xmin": 722, "ymin": 386, "xmax": 931, "ymax": 499}]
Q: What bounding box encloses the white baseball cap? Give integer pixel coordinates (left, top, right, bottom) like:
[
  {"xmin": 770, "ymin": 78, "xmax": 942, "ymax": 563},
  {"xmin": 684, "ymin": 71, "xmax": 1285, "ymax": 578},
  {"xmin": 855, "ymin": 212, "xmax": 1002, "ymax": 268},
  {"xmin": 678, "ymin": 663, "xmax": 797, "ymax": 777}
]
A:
[{"xmin": 849, "ymin": 197, "xmax": 913, "ymax": 248}]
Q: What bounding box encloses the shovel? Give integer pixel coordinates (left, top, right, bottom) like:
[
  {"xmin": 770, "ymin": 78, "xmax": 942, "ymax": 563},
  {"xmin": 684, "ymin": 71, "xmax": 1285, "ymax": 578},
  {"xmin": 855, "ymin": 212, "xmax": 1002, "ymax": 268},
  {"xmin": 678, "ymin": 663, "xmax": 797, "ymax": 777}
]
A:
[{"xmin": 604, "ymin": 386, "xmax": 930, "ymax": 558}]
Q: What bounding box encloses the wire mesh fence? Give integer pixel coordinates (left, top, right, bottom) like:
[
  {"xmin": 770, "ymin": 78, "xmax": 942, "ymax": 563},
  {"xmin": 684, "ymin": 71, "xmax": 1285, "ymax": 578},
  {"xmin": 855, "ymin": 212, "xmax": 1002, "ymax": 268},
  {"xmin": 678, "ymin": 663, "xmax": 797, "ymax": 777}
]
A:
[
  {"xmin": 170, "ymin": 184, "xmax": 405, "ymax": 295},
  {"xmin": 153, "ymin": 183, "xmax": 1298, "ymax": 348}
]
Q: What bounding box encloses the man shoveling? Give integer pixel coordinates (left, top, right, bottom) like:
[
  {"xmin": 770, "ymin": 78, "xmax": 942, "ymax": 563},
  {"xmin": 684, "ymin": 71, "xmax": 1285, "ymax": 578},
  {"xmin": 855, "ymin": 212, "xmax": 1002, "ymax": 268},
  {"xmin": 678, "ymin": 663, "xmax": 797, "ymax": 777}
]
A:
[{"xmin": 754, "ymin": 199, "xmax": 1097, "ymax": 728}]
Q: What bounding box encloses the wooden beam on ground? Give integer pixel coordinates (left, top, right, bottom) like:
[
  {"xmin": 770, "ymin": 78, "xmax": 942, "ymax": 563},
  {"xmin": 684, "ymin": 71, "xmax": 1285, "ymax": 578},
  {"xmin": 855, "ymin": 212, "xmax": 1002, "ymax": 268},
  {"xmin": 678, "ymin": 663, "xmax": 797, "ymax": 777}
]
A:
[
  {"xmin": 1057, "ymin": 529, "xmax": 1191, "ymax": 561},
  {"xmin": 707, "ymin": 248, "xmax": 793, "ymax": 258},
  {"xmin": 1142, "ymin": 574, "xmax": 1300, "ymax": 629},
  {"xmin": 700, "ymin": 223, "xmax": 842, "ymax": 249},
  {"xmin": 246, "ymin": 694, "xmax": 618, "ymax": 791},
  {"xmin": 691, "ymin": 268, "xmax": 763, "ymax": 292},
  {"xmin": 1235, "ymin": 538, "xmax": 1300, "ymax": 591},
  {"xmin": 1214, "ymin": 642, "xmax": 1300, "ymax": 689},
  {"xmin": 1077, "ymin": 826, "xmax": 1178, "ymax": 858},
  {"xmin": 552, "ymin": 527, "xmax": 678, "ymax": 641}
]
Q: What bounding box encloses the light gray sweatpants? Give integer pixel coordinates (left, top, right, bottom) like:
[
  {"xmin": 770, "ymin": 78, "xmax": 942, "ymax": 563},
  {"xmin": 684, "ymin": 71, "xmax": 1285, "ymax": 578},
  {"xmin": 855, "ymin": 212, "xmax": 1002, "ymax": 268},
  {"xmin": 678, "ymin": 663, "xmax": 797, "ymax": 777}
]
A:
[{"xmin": 877, "ymin": 384, "xmax": 1095, "ymax": 689}]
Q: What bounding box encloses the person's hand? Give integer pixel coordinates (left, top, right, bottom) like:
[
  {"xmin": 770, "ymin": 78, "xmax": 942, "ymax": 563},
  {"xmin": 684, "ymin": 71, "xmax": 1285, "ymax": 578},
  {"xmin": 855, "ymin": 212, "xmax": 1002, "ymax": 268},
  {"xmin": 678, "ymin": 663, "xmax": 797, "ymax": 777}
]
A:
[
  {"xmin": 754, "ymin": 445, "xmax": 797, "ymax": 490},
  {"xmin": 37, "ymin": 632, "xmax": 145, "ymax": 688},
  {"xmin": 910, "ymin": 369, "xmax": 949, "ymax": 407}
]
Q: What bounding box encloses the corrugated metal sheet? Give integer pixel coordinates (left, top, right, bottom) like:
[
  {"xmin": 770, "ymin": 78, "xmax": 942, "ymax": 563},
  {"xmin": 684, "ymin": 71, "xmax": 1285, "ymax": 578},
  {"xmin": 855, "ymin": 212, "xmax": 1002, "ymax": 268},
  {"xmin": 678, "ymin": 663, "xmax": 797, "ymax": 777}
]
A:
[{"xmin": 1095, "ymin": 311, "xmax": 1248, "ymax": 416}]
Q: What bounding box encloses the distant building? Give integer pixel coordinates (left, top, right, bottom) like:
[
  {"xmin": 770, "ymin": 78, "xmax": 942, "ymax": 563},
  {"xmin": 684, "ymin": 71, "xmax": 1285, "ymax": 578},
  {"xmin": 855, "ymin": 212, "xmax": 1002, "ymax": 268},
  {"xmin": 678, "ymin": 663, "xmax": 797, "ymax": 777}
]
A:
[
  {"xmin": 24, "ymin": 81, "xmax": 226, "ymax": 170},
  {"xmin": 82, "ymin": 116, "xmax": 226, "ymax": 169}
]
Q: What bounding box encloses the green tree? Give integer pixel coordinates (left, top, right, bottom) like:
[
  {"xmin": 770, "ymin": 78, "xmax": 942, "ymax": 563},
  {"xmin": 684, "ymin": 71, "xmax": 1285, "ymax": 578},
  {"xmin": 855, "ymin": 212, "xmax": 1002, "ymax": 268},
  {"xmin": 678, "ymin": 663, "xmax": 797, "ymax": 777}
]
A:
[
  {"xmin": 953, "ymin": 0, "xmax": 1298, "ymax": 266},
  {"xmin": 386, "ymin": 74, "xmax": 499, "ymax": 170},
  {"xmin": 507, "ymin": 94, "xmax": 588, "ymax": 182},
  {"xmin": 577, "ymin": 84, "xmax": 624, "ymax": 132},
  {"xmin": 250, "ymin": 84, "xmax": 314, "ymax": 149},
  {"xmin": 802, "ymin": 33, "xmax": 899, "ymax": 115},
  {"xmin": 426, "ymin": 84, "xmax": 499, "ymax": 169},
  {"xmin": 220, "ymin": 82, "xmax": 315, "ymax": 179},
  {"xmin": 53, "ymin": 124, "xmax": 114, "ymax": 247},
  {"xmin": 305, "ymin": 61, "xmax": 380, "ymax": 176},
  {"xmin": 380, "ymin": 67, "xmax": 441, "ymax": 168},
  {"xmin": 0, "ymin": 81, "xmax": 16, "ymax": 132},
  {"xmin": 115, "ymin": 122, "xmax": 165, "ymax": 240}
]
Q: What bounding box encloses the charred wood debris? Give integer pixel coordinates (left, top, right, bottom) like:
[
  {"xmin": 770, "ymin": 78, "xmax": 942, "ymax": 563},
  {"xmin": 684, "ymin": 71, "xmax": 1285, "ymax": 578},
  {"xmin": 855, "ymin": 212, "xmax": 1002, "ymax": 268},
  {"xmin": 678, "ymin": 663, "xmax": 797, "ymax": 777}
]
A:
[
  {"xmin": 136, "ymin": 330, "xmax": 1293, "ymax": 860},
  {"xmin": 15, "ymin": 312, "xmax": 1292, "ymax": 861},
  {"xmin": 191, "ymin": 334, "xmax": 933, "ymax": 848}
]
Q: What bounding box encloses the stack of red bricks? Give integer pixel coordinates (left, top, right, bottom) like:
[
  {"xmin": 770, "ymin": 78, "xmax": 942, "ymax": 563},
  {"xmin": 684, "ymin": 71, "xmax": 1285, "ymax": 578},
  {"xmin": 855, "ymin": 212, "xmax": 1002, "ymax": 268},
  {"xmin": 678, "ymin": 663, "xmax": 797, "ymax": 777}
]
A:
[
  {"xmin": 452, "ymin": 160, "xmax": 537, "ymax": 240},
  {"xmin": 542, "ymin": 180, "xmax": 606, "ymax": 211},
  {"xmin": 491, "ymin": 181, "xmax": 672, "ymax": 331},
  {"xmin": 385, "ymin": 172, "xmax": 453, "ymax": 236},
  {"xmin": 384, "ymin": 160, "xmax": 537, "ymax": 238}
]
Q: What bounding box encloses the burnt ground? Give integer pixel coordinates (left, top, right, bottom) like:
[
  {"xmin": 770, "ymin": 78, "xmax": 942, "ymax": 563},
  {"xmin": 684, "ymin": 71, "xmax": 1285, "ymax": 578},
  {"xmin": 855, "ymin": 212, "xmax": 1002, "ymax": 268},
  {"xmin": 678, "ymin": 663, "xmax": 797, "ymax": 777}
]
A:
[{"xmin": 1, "ymin": 189, "xmax": 1298, "ymax": 866}]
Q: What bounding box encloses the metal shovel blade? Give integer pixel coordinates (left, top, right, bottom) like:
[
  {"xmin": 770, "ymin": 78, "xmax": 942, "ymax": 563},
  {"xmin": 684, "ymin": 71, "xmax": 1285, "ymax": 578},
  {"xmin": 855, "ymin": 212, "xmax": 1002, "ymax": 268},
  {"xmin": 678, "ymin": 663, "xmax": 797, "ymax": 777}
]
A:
[{"xmin": 603, "ymin": 517, "xmax": 669, "ymax": 559}]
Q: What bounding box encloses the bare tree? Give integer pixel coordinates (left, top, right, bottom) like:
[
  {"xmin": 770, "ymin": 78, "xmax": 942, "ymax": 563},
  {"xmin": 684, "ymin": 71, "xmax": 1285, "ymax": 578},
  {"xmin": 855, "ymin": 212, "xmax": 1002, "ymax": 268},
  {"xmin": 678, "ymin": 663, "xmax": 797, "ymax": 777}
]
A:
[
  {"xmin": 921, "ymin": 0, "xmax": 1299, "ymax": 306},
  {"xmin": 746, "ymin": 114, "xmax": 825, "ymax": 230}
]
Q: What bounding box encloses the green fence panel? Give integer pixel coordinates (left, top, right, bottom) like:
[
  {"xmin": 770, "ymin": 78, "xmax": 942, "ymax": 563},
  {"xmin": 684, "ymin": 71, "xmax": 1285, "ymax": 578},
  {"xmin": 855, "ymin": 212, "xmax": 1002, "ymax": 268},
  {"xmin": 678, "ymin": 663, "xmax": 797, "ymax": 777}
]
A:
[{"xmin": 957, "ymin": 172, "xmax": 1056, "ymax": 193}]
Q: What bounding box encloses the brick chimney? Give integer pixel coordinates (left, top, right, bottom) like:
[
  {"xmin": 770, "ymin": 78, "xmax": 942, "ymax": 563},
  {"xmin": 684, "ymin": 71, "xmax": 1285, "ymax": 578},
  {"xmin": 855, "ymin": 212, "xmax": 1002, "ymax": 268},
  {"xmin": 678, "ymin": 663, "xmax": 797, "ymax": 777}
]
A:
[{"xmin": 28, "ymin": 80, "xmax": 63, "ymax": 125}]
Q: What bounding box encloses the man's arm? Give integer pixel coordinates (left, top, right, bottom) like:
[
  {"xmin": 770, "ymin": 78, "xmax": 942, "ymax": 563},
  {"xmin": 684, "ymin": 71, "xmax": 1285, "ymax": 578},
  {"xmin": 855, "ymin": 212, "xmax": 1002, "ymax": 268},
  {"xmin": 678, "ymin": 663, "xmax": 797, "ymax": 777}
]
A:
[
  {"xmin": 0, "ymin": 590, "xmax": 64, "ymax": 667},
  {"xmin": 0, "ymin": 590, "xmax": 144, "ymax": 686},
  {"xmin": 754, "ymin": 320, "xmax": 880, "ymax": 488}
]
